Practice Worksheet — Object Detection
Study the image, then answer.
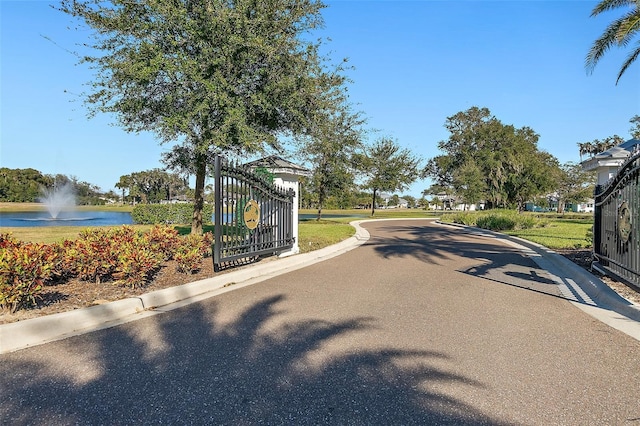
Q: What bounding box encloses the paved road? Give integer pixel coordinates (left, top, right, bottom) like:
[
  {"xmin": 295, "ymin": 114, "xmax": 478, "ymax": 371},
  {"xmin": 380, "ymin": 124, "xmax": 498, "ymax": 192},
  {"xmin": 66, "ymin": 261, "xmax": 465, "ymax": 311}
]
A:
[{"xmin": 2, "ymin": 220, "xmax": 640, "ymax": 425}]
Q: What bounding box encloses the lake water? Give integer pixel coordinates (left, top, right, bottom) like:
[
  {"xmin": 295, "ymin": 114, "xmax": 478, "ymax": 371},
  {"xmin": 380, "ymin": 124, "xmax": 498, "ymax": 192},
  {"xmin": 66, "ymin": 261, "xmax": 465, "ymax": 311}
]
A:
[
  {"xmin": 0, "ymin": 211, "xmax": 133, "ymax": 228},
  {"xmin": 0, "ymin": 211, "xmax": 365, "ymax": 228}
]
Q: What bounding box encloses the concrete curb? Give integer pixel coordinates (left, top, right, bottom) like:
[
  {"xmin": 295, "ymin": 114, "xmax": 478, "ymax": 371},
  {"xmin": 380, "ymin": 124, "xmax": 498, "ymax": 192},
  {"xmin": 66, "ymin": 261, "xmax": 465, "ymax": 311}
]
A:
[{"xmin": 0, "ymin": 221, "xmax": 371, "ymax": 354}]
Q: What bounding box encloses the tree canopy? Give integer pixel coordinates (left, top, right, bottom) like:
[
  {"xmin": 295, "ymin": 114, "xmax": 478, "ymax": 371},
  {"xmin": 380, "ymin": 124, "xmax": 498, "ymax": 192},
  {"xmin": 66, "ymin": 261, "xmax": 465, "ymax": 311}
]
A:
[
  {"xmin": 577, "ymin": 115, "xmax": 640, "ymax": 160},
  {"xmin": 357, "ymin": 138, "xmax": 421, "ymax": 216},
  {"xmin": 423, "ymin": 107, "xmax": 559, "ymax": 211},
  {"xmin": 59, "ymin": 0, "xmax": 349, "ymax": 233},
  {"xmin": 295, "ymin": 88, "xmax": 367, "ymax": 220},
  {"xmin": 0, "ymin": 168, "xmax": 105, "ymax": 204}
]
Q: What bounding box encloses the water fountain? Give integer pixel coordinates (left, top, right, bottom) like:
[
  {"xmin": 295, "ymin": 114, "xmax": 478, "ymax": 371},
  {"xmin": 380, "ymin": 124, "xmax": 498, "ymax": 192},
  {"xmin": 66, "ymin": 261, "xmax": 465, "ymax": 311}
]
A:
[
  {"xmin": 0, "ymin": 182, "xmax": 133, "ymax": 228},
  {"xmin": 39, "ymin": 183, "xmax": 76, "ymax": 219}
]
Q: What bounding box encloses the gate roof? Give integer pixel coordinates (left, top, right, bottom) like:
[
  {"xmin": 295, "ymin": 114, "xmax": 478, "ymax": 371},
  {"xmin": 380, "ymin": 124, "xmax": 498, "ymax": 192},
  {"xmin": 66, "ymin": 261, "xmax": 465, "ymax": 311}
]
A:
[
  {"xmin": 244, "ymin": 156, "xmax": 311, "ymax": 177},
  {"xmin": 582, "ymin": 138, "xmax": 640, "ymax": 171}
]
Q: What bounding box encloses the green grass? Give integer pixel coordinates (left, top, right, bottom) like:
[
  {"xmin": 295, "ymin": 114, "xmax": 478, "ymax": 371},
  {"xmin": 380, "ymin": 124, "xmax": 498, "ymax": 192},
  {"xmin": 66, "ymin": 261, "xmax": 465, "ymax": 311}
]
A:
[
  {"xmin": 298, "ymin": 220, "xmax": 355, "ymax": 253},
  {"xmin": 503, "ymin": 220, "xmax": 593, "ymax": 249},
  {"xmin": 1, "ymin": 225, "xmax": 154, "ymax": 244}
]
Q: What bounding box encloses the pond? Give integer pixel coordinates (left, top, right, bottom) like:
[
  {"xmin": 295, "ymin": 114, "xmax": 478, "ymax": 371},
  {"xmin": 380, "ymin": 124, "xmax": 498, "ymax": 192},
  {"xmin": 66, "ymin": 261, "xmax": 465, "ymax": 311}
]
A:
[
  {"xmin": 0, "ymin": 211, "xmax": 367, "ymax": 228},
  {"xmin": 0, "ymin": 211, "xmax": 134, "ymax": 228}
]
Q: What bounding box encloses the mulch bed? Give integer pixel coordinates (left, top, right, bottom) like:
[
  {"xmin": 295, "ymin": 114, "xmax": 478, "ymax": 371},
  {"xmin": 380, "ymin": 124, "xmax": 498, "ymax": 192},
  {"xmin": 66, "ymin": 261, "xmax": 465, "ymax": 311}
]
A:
[{"xmin": 0, "ymin": 259, "xmax": 218, "ymax": 324}]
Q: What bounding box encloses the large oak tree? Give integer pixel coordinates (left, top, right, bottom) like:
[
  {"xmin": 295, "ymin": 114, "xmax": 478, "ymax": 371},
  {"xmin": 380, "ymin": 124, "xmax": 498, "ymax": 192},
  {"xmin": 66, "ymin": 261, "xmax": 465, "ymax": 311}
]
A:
[
  {"xmin": 59, "ymin": 0, "xmax": 347, "ymax": 233},
  {"xmin": 424, "ymin": 107, "xmax": 559, "ymax": 211}
]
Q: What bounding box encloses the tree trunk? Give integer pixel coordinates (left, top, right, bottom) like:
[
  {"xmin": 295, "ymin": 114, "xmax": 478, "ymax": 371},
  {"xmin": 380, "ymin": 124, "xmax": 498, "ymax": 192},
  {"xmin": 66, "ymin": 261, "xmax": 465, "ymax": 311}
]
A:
[
  {"xmin": 316, "ymin": 189, "xmax": 325, "ymax": 221},
  {"xmin": 191, "ymin": 154, "xmax": 206, "ymax": 235},
  {"xmin": 371, "ymin": 189, "xmax": 377, "ymax": 216}
]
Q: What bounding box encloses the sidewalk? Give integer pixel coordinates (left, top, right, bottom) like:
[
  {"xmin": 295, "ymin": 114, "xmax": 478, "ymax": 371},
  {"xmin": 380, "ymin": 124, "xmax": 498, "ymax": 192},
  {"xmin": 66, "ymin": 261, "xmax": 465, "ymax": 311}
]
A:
[{"xmin": 2, "ymin": 219, "xmax": 640, "ymax": 354}]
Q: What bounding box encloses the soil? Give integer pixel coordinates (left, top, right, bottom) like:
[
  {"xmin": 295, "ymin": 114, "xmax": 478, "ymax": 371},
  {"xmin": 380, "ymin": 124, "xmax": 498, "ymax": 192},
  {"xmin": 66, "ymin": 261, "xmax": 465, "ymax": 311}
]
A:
[{"xmin": 2, "ymin": 249, "xmax": 639, "ymax": 325}]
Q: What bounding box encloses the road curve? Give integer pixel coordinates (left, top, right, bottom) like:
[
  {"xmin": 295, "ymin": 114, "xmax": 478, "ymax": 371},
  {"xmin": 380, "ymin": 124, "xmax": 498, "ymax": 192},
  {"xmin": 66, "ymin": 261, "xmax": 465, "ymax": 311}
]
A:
[{"xmin": 1, "ymin": 219, "xmax": 640, "ymax": 424}]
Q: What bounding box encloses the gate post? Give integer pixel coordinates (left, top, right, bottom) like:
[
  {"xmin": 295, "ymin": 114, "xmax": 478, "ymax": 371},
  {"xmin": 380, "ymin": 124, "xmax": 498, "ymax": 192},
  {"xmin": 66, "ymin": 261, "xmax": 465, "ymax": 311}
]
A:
[{"xmin": 244, "ymin": 156, "xmax": 311, "ymax": 257}]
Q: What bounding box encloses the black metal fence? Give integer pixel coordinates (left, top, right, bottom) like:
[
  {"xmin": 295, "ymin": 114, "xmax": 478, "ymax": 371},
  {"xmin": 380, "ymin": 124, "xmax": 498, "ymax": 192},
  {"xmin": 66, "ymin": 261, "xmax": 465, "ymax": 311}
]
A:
[
  {"xmin": 213, "ymin": 155, "xmax": 294, "ymax": 272},
  {"xmin": 593, "ymin": 151, "xmax": 640, "ymax": 288}
]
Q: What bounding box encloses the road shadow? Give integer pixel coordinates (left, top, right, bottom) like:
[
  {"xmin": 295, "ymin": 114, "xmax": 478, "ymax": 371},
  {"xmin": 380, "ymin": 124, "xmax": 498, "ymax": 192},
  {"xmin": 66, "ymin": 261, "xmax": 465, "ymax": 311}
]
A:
[
  {"xmin": 0, "ymin": 294, "xmax": 510, "ymax": 424},
  {"xmin": 368, "ymin": 222, "xmax": 568, "ymax": 300}
]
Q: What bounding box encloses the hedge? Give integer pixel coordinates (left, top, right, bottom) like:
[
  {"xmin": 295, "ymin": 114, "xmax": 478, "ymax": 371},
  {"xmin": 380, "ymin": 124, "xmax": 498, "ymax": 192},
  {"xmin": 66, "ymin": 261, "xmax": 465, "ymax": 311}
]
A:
[{"xmin": 131, "ymin": 203, "xmax": 214, "ymax": 225}]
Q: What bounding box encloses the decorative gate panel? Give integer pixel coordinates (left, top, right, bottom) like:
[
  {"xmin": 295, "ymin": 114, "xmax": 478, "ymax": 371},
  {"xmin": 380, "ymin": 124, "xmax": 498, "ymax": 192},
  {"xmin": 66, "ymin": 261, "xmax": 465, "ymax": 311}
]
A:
[
  {"xmin": 213, "ymin": 155, "xmax": 294, "ymax": 272},
  {"xmin": 593, "ymin": 151, "xmax": 640, "ymax": 288}
]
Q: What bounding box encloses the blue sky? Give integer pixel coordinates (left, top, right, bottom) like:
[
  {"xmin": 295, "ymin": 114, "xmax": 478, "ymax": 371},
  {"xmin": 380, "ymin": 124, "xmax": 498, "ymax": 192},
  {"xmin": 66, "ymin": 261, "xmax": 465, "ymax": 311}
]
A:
[{"xmin": 2, "ymin": 0, "xmax": 639, "ymax": 197}]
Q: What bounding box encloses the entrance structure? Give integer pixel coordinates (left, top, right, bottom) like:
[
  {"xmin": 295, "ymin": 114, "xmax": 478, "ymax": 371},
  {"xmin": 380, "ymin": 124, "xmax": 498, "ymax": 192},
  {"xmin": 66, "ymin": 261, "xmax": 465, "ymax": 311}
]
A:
[
  {"xmin": 212, "ymin": 155, "xmax": 309, "ymax": 272},
  {"xmin": 583, "ymin": 139, "xmax": 640, "ymax": 288}
]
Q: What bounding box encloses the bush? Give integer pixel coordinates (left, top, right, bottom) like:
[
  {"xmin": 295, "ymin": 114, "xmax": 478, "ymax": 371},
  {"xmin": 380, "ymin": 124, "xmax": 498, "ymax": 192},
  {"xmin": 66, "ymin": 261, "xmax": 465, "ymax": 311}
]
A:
[
  {"xmin": 448, "ymin": 211, "xmax": 547, "ymax": 231},
  {"xmin": 113, "ymin": 243, "xmax": 162, "ymax": 287},
  {"xmin": 131, "ymin": 203, "xmax": 214, "ymax": 225},
  {"xmin": 0, "ymin": 237, "xmax": 60, "ymax": 313},
  {"xmin": 145, "ymin": 225, "xmax": 182, "ymax": 261},
  {"xmin": 174, "ymin": 233, "xmax": 213, "ymax": 274},
  {"xmin": 449, "ymin": 212, "xmax": 478, "ymax": 226},
  {"xmin": 476, "ymin": 214, "xmax": 516, "ymax": 231},
  {"xmin": 1, "ymin": 226, "xmax": 216, "ymax": 312}
]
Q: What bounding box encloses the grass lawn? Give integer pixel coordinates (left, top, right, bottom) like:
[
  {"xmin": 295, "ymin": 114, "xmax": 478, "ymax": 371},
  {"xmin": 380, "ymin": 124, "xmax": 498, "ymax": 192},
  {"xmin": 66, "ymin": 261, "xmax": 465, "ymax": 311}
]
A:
[
  {"xmin": 298, "ymin": 220, "xmax": 355, "ymax": 253},
  {"xmin": 504, "ymin": 220, "xmax": 593, "ymax": 249}
]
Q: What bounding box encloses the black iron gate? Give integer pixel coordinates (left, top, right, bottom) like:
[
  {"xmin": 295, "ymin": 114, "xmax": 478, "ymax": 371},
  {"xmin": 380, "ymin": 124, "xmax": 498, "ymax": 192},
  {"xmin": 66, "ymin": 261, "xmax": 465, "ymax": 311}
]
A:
[
  {"xmin": 593, "ymin": 151, "xmax": 640, "ymax": 288},
  {"xmin": 213, "ymin": 155, "xmax": 295, "ymax": 272}
]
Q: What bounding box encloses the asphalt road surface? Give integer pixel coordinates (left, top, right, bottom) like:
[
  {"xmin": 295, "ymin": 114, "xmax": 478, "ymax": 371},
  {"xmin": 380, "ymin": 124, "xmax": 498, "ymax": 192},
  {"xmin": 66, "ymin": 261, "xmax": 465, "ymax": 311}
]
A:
[{"xmin": 2, "ymin": 220, "xmax": 640, "ymax": 425}]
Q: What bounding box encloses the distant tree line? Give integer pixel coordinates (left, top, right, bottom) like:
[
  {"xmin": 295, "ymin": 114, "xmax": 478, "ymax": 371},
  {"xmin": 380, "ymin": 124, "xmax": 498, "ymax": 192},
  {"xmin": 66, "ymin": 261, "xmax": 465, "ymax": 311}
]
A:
[
  {"xmin": 0, "ymin": 168, "xmax": 105, "ymax": 204},
  {"xmin": 116, "ymin": 169, "xmax": 189, "ymax": 204}
]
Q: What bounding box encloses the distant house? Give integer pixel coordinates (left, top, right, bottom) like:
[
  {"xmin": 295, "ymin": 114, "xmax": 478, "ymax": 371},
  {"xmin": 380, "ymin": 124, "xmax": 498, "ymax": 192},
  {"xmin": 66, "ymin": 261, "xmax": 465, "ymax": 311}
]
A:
[{"xmin": 430, "ymin": 192, "xmax": 483, "ymax": 211}]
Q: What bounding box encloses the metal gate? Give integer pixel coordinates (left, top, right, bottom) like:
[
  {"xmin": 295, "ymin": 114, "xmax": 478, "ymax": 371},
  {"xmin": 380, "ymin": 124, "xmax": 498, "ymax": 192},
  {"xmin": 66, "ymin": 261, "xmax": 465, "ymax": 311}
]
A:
[
  {"xmin": 213, "ymin": 155, "xmax": 294, "ymax": 272},
  {"xmin": 593, "ymin": 151, "xmax": 640, "ymax": 288}
]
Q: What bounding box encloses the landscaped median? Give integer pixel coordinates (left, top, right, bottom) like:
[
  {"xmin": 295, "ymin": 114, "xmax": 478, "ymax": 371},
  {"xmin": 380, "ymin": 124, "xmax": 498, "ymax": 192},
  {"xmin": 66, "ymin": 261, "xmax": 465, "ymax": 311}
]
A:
[{"xmin": 0, "ymin": 226, "xmax": 212, "ymax": 314}]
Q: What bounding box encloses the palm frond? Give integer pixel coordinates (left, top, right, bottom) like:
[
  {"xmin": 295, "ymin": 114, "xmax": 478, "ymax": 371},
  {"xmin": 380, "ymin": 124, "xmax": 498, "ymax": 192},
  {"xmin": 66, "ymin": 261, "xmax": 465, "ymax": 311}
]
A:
[
  {"xmin": 586, "ymin": 19, "xmax": 624, "ymax": 71},
  {"xmin": 616, "ymin": 40, "xmax": 640, "ymax": 83},
  {"xmin": 587, "ymin": 0, "xmax": 640, "ymax": 81},
  {"xmin": 592, "ymin": 0, "xmax": 637, "ymax": 17}
]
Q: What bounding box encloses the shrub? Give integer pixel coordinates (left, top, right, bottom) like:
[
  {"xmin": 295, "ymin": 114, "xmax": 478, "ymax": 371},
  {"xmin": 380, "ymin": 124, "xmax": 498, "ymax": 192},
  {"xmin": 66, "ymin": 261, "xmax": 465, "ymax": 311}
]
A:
[
  {"xmin": 476, "ymin": 214, "xmax": 516, "ymax": 231},
  {"xmin": 174, "ymin": 233, "xmax": 212, "ymax": 274},
  {"xmin": 64, "ymin": 229, "xmax": 121, "ymax": 283},
  {"xmin": 113, "ymin": 243, "xmax": 162, "ymax": 287},
  {"xmin": 449, "ymin": 212, "xmax": 478, "ymax": 226},
  {"xmin": 0, "ymin": 226, "xmax": 216, "ymax": 312},
  {"xmin": 448, "ymin": 211, "xmax": 547, "ymax": 231},
  {"xmin": 145, "ymin": 225, "xmax": 182, "ymax": 260},
  {"xmin": 0, "ymin": 240, "xmax": 60, "ymax": 313},
  {"xmin": 131, "ymin": 203, "xmax": 213, "ymax": 225}
]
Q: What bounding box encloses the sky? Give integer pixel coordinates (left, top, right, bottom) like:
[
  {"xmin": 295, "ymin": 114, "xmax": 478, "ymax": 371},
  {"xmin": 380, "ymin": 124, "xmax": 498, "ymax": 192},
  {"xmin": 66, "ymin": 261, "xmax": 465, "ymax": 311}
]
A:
[{"xmin": 1, "ymin": 0, "xmax": 639, "ymax": 197}]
